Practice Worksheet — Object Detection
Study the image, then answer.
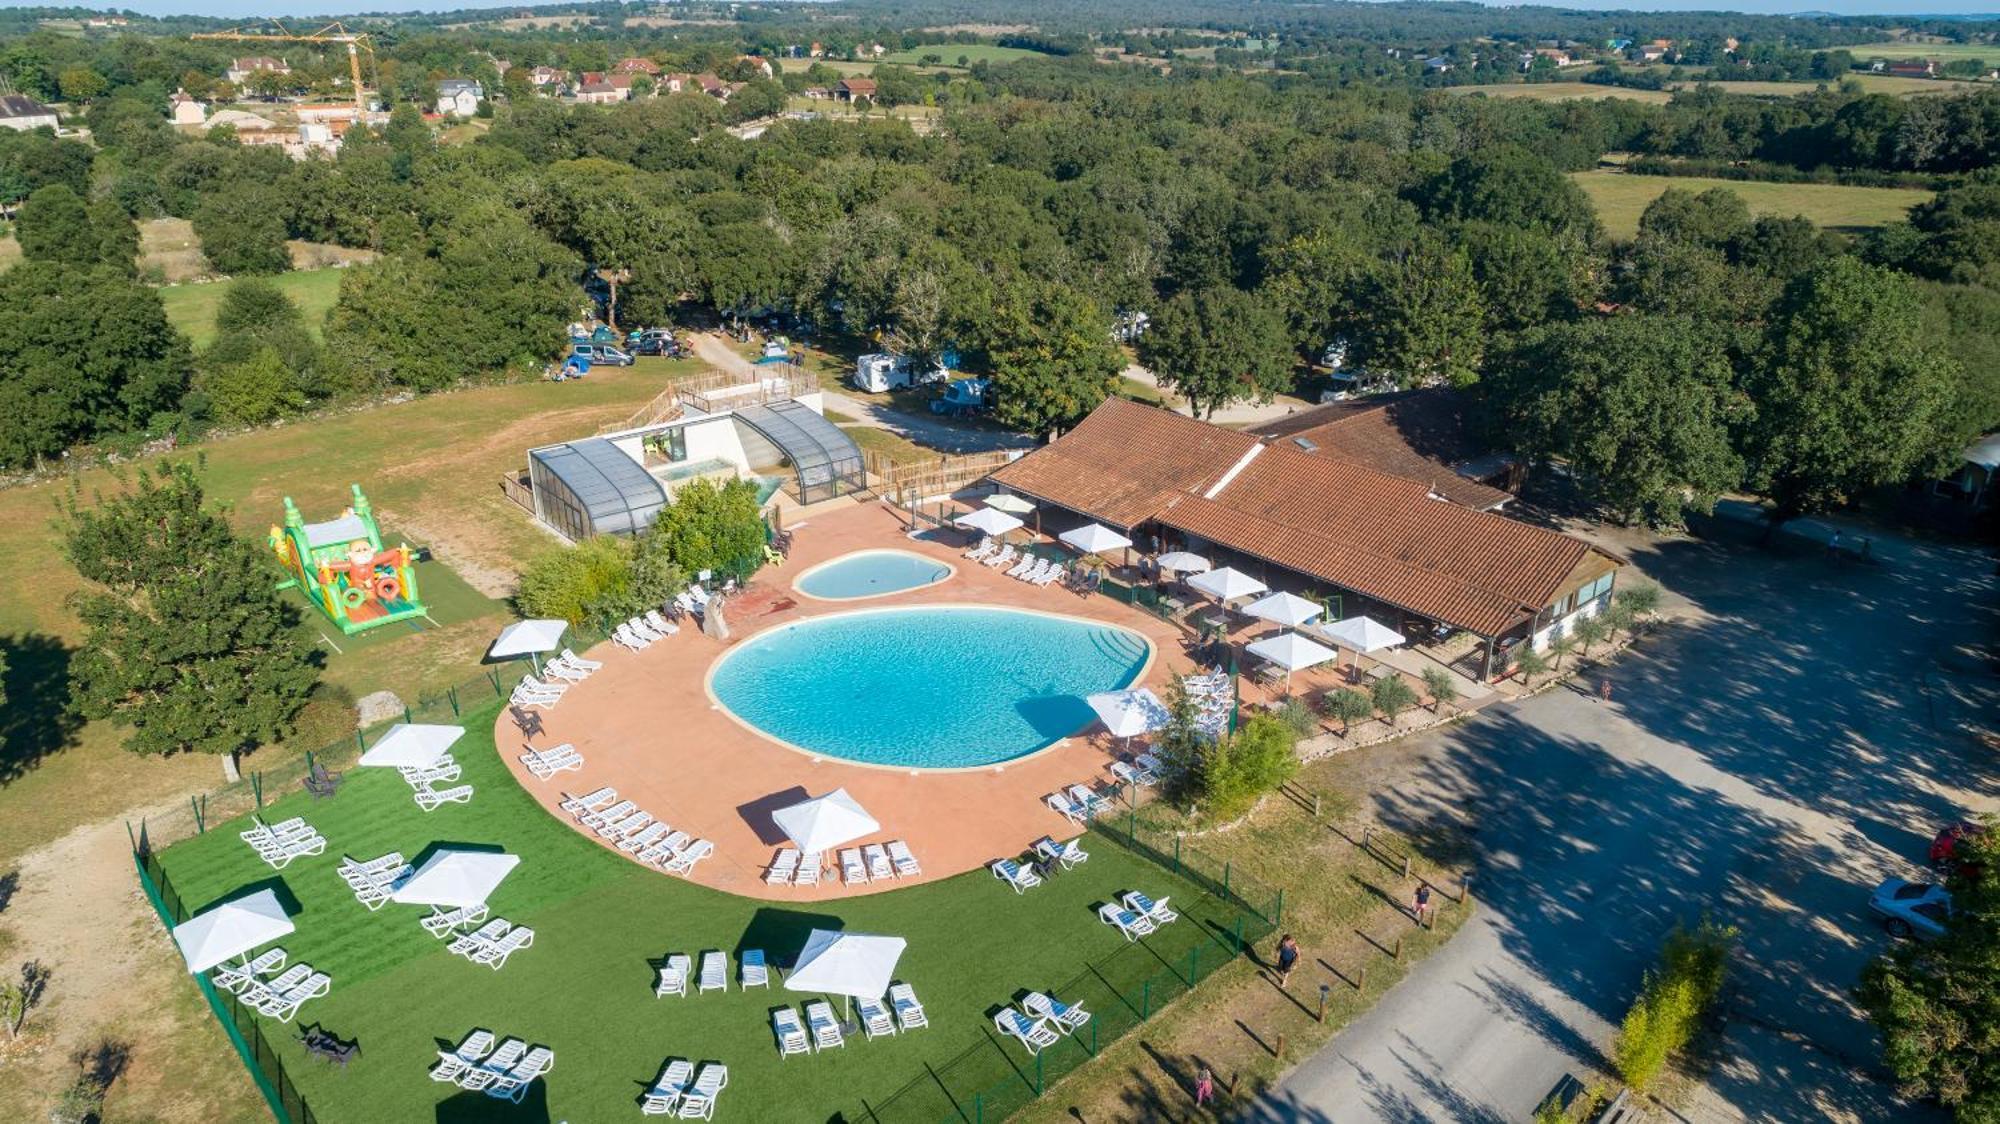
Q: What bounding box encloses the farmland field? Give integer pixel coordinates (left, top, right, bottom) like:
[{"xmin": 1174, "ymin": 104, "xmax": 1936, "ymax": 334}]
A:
[
  {"xmin": 1572, "ymin": 170, "xmax": 1931, "ymax": 239},
  {"xmin": 1671, "ymin": 75, "xmax": 1981, "ymax": 97},
  {"xmin": 1448, "ymin": 82, "xmax": 1673, "ymax": 104},
  {"xmin": 157, "ymin": 267, "xmax": 348, "ymax": 348},
  {"xmin": 882, "ymin": 43, "xmax": 1049, "ymax": 66},
  {"xmin": 1850, "ymin": 39, "xmax": 2000, "ymax": 63}
]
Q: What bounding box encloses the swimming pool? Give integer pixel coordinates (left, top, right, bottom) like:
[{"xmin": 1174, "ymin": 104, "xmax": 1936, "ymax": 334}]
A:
[
  {"xmin": 708, "ymin": 606, "xmax": 1152, "ymax": 768},
  {"xmin": 795, "ymin": 550, "xmax": 952, "ymax": 601}
]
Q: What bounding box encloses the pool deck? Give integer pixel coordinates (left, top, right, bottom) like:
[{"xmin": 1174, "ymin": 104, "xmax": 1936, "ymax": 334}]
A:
[{"xmin": 497, "ymin": 501, "xmax": 1203, "ymax": 900}]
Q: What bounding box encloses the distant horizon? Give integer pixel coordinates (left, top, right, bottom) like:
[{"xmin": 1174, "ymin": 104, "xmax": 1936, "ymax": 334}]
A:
[{"xmin": 4, "ymin": 0, "xmax": 2000, "ymax": 21}]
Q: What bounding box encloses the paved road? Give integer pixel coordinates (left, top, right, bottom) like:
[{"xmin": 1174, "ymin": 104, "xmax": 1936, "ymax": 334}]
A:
[{"xmin": 1250, "ymin": 518, "xmax": 1999, "ymax": 1122}]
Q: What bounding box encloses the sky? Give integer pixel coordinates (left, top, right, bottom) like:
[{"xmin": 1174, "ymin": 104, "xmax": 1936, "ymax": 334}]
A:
[{"xmin": 4, "ymin": 0, "xmax": 1999, "ymax": 20}]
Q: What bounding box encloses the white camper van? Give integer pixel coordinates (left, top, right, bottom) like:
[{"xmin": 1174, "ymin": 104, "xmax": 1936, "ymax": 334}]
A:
[{"xmin": 851, "ymin": 352, "xmax": 948, "ymax": 393}]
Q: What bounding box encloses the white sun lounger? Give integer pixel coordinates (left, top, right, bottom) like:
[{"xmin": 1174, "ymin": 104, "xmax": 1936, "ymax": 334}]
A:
[
  {"xmin": 965, "ymin": 539, "xmax": 995, "ymax": 560},
  {"xmin": 261, "ymin": 971, "xmax": 331, "ymax": 1022},
  {"xmin": 643, "ymin": 1059, "xmax": 694, "ymax": 1115},
  {"xmin": 560, "ymin": 647, "xmax": 602, "ymax": 670},
  {"xmin": 765, "ymin": 848, "xmax": 800, "ymax": 885},
  {"xmin": 636, "ymin": 830, "xmax": 688, "ymax": 866},
  {"xmin": 561, "ymin": 786, "xmax": 616, "ymax": 815},
  {"xmin": 661, "ymin": 839, "xmax": 713, "ymax": 876},
  {"xmin": 1099, "ymin": 902, "xmax": 1156, "ymax": 940},
  {"xmin": 886, "ymin": 839, "xmax": 920, "ymax": 877},
  {"xmin": 620, "ymin": 822, "xmax": 671, "ymax": 854},
  {"xmin": 794, "ymin": 852, "xmax": 823, "ymax": 886},
  {"xmin": 421, "ymin": 903, "xmax": 488, "ymax": 938},
  {"xmin": 1068, "ymin": 785, "xmax": 1110, "ymax": 817},
  {"xmin": 542, "ymin": 659, "xmax": 589, "ymax": 683},
  {"xmin": 863, "ymin": 843, "xmax": 895, "ymax": 880},
  {"xmin": 1134, "ymin": 752, "xmax": 1167, "ymax": 780},
  {"xmin": 401, "ymin": 759, "xmax": 463, "ymax": 788},
  {"xmin": 676, "ymin": 1063, "xmax": 727, "ymax": 1119},
  {"xmin": 1035, "ymin": 563, "xmax": 1067, "ymax": 586},
  {"xmin": 1123, "ymin": 890, "xmax": 1179, "ymax": 925},
  {"xmin": 472, "ymin": 926, "xmax": 533, "ymax": 970},
  {"xmin": 655, "ymin": 953, "xmax": 691, "ymax": 998},
  {"xmin": 995, "ymin": 1008, "xmax": 1059, "ymax": 1054},
  {"xmin": 645, "ymin": 610, "xmax": 681, "ymax": 637},
  {"xmin": 431, "ymin": 1029, "xmax": 495, "ymax": 1084},
  {"xmin": 1025, "ymin": 991, "xmax": 1092, "ymax": 1033},
  {"xmin": 1045, "ymin": 792, "xmax": 1088, "ymax": 825},
  {"xmin": 984, "ymin": 545, "xmax": 1016, "ymax": 568},
  {"xmin": 1008, "ymin": 554, "xmax": 1037, "ymax": 578},
  {"xmin": 211, "ymin": 947, "xmax": 287, "ymax": 995},
  {"xmin": 459, "ymin": 1037, "xmax": 525, "ymax": 1092},
  {"xmin": 806, "ymin": 1000, "xmax": 844, "ymax": 1050},
  {"xmin": 614, "ymin": 623, "xmax": 652, "ymax": 651},
  {"xmin": 521, "ymin": 744, "xmax": 584, "ymax": 779},
  {"xmin": 772, "ymin": 1008, "xmax": 809, "ymax": 1057},
  {"xmin": 627, "ymin": 616, "xmax": 664, "ymax": 643},
  {"xmin": 889, "ymin": 982, "xmax": 927, "ymax": 1030},
  {"xmin": 448, "ymin": 919, "xmax": 511, "ymax": 960},
  {"xmin": 857, "ymin": 995, "xmax": 897, "ymax": 1039},
  {"xmin": 1109, "ymin": 760, "xmax": 1154, "ymax": 788},
  {"xmin": 414, "ymin": 783, "xmax": 474, "ymax": 811},
  {"xmin": 578, "ymin": 799, "xmax": 635, "ymax": 831},
  {"xmin": 1034, "ymin": 836, "xmax": 1089, "ymax": 869},
  {"xmin": 992, "ymin": 859, "xmax": 1042, "ymax": 893},
  {"xmin": 509, "ymin": 688, "xmax": 560, "ymax": 712},
  {"xmin": 698, "ymin": 950, "xmax": 726, "ymax": 993},
  {"xmin": 351, "ymin": 879, "xmax": 394, "ymax": 911},
  {"xmin": 740, "ymin": 949, "xmax": 769, "ymax": 989},
  {"xmin": 485, "ymin": 1045, "xmax": 554, "ymax": 1103},
  {"xmin": 839, "ymin": 848, "xmax": 868, "ymax": 884},
  {"xmin": 598, "ymin": 809, "xmax": 653, "ymax": 840}
]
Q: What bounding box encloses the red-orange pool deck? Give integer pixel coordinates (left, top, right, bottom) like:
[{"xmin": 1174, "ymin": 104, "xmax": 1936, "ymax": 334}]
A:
[{"xmin": 496, "ymin": 501, "xmax": 1205, "ymax": 900}]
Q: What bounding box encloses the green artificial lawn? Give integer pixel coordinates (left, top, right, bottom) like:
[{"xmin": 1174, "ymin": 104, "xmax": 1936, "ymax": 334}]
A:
[{"xmin": 156, "ymin": 702, "xmax": 1255, "ymax": 1123}]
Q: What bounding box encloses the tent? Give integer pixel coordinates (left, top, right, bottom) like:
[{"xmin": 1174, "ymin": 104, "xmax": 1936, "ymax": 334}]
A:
[
  {"xmin": 1244, "ymin": 591, "xmax": 1323, "ymax": 630},
  {"xmin": 1086, "ymin": 688, "xmax": 1171, "ymax": 741},
  {"xmin": 771, "ymin": 789, "xmax": 880, "ymax": 854},
  {"xmin": 982, "ymin": 493, "xmax": 1036, "ymax": 515},
  {"xmin": 357, "ymin": 724, "xmax": 465, "ymax": 769},
  {"xmin": 1320, "ymin": 615, "xmax": 1406, "ymax": 675},
  {"xmin": 1188, "ymin": 566, "xmax": 1267, "ymax": 603},
  {"xmin": 488, "ymin": 618, "xmax": 569, "ymax": 674},
  {"xmin": 1246, "ymin": 631, "xmax": 1340, "ymax": 686},
  {"xmin": 784, "ymin": 929, "xmax": 907, "ymax": 1019},
  {"xmin": 1060, "ymin": 523, "xmax": 1132, "ymax": 556},
  {"xmin": 390, "ymin": 849, "xmax": 520, "ymax": 908},
  {"xmin": 953, "ymin": 507, "xmax": 1024, "ymax": 540},
  {"xmin": 172, "ymin": 889, "xmax": 294, "ymax": 973},
  {"xmin": 1155, "ymin": 551, "xmax": 1210, "ymax": 575}
]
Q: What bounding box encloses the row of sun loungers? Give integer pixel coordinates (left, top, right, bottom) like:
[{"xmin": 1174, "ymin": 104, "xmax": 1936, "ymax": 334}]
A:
[
  {"xmin": 431, "ymin": 1030, "xmax": 556, "ymax": 1104},
  {"xmin": 823, "ymin": 841, "xmax": 920, "ymax": 886},
  {"xmin": 539, "ymin": 648, "xmax": 603, "ymax": 683},
  {"xmin": 1006, "ymin": 555, "xmax": 1069, "ymax": 587},
  {"xmin": 422, "ymin": 902, "xmax": 490, "ymax": 938},
  {"xmin": 446, "ymin": 918, "xmax": 535, "ymax": 969},
  {"xmin": 773, "ymin": 983, "xmax": 928, "ymax": 1058},
  {"xmin": 241, "ymin": 816, "xmax": 326, "ymax": 870},
  {"xmin": 561, "ymin": 787, "xmax": 715, "ymax": 876},
  {"xmin": 213, "ymin": 950, "xmax": 331, "ymax": 1023},
  {"xmin": 1099, "ymin": 891, "xmax": 1180, "ymax": 941},
  {"xmin": 615, "ymin": 611, "xmax": 681, "ymax": 652},
  {"xmin": 393, "ymin": 752, "xmax": 475, "ymax": 812},
  {"xmin": 642, "ymin": 1059, "xmax": 728, "ymax": 1117},
  {"xmin": 510, "ymin": 675, "xmax": 569, "ymax": 711},
  {"xmin": 1109, "ymin": 754, "xmax": 1161, "ymax": 788},
  {"xmin": 340, "ymin": 851, "xmax": 411, "ymax": 911},
  {"xmin": 976, "ymin": 543, "xmax": 1018, "ymax": 570},
  {"xmin": 995, "ymin": 992, "xmax": 1093, "ymax": 1055},
  {"xmin": 655, "ymin": 948, "xmax": 766, "ymax": 997},
  {"xmin": 519, "ymin": 742, "xmax": 584, "ymax": 780},
  {"xmin": 1046, "ymin": 783, "xmax": 1113, "ymax": 825}
]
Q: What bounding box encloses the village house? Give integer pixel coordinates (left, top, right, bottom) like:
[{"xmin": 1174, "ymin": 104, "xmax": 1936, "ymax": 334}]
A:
[
  {"xmin": 529, "ymin": 66, "xmax": 567, "ymax": 88},
  {"xmin": 837, "ymin": 76, "xmax": 878, "ymax": 101},
  {"xmin": 574, "ymin": 73, "xmax": 628, "ymax": 104},
  {"xmin": 226, "ymin": 56, "xmax": 289, "ymax": 84},
  {"xmin": 614, "ymin": 57, "xmax": 661, "ymax": 76},
  {"xmin": 739, "ymin": 55, "xmax": 775, "ymax": 79},
  {"xmin": 1886, "ymin": 58, "xmax": 1940, "ymax": 78},
  {"xmin": 435, "ymin": 79, "xmax": 484, "ymax": 117},
  {"xmin": 168, "ymin": 90, "xmax": 208, "ymax": 126},
  {"xmin": 0, "ymin": 93, "xmax": 57, "ymax": 132}
]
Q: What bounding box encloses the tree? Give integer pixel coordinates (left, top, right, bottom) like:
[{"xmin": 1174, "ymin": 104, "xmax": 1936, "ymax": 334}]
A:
[
  {"xmin": 984, "ymin": 280, "xmax": 1122, "ymax": 434},
  {"xmin": 1371, "ymin": 675, "xmax": 1419, "ymax": 727},
  {"xmin": 193, "ymin": 184, "xmax": 292, "ymax": 275},
  {"xmin": 1421, "ymin": 146, "xmax": 1601, "ymax": 245},
  {"xmin": 201, "ymin": 346, "xmax": 306, "ymax": 425},
  {"xmin": 649, "ymin": 478, "xmax": 768, "ymax": 580},
  {"xmin": 15, "ymin": 184, "xmax": 95, "ymax": 266},
  {"xmin": 1636, "ymin": 187, "xmax": 1751, "ymax": 252},
  {"xmin": 1265, "ymin": 227, "xmax": 1373, "ymax": 360},
  {"xmin": 1321, "ymin": 687, "xmax": 1374, "ymax": 737},
  {"xmin": 1357, "ymin": 240, "xmax": 1486, "ymax": 388},
  {"xmin": 1512, "ymin": 645, "xmax": 1550, "ymax": 684},
  {"xmin": 1421, "ymin": 666, "xmax": 1460, "ymax": 714},
  {"xmin": 63, "ymin": 462, "xmax": 319, "ymax": 774},
  {"xmin": 516, "ymin": 535, "xmax": 639, "ymax": 627},
  {"xmin": 1742, "ymin": 259, "xmax": 1961, "ymax": 537},
  {"xmin": 0, "ymin": 262, "xmax": 191, "ymax": 468},
  {"xmin": 1200, "ymin": 714, "xmax": 1299, "ymax": 820},
  {"xmin": 57, "ymin": 66, "xmax": 107, "ymax": 104},
  {"xmin": 1572, "ymin": 612, "xmax": 1612, "ymax": 655},
  {"xmin": 1153, "ymin": 676, "xmax": 1209, "ymax": 806},
  {"xmin": 0, "ymin": 960, "xmax": 49, "ymax": 1039},
  {"xmin": 1548, "ymin": 633, "xmax": 1576, "ymax": 671},
  {"xmin": 1860, "ymin": 817, "xmax": 2000, "ymax": 1119},
  {"xmin": 1488, "ymin": 315, "xmax": 1744, "ymax": 526},
  {"xmin": 1138, "ymin": 286, "xmax": 1296, "ymax": 418},
  {"xmin": 202, "ymin": 278, "xmax": 326, "ymax": 413}
]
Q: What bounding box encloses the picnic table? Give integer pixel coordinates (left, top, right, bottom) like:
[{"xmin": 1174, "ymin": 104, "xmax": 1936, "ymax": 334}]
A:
[{"xmin": 299, "ymin": 1025, "xmax": 360, "ymax": 1068}]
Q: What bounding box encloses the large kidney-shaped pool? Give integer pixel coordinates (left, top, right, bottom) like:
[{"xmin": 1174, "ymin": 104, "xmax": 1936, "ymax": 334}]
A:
[{"xmin": 708, "ymin": 606, "xmax": 1152, "ymax": 768}]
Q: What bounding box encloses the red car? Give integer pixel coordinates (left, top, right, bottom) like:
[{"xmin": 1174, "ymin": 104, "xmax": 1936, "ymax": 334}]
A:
[{"xmin": 1931, "ymin": 821, "xmax": 1987, "ymax": 876}]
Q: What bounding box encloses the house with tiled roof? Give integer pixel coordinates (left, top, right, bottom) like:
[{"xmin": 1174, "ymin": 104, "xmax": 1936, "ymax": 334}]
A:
[
  {"xmin": 227, "ymin": 56, "xmax": 289, "ymax": 84},
  {"xmin": 614, "ymin": 57, "xmax": 661, "ymax": 76},
  {"xmin": 1246, "ymin": 391, "xmax": 1517, "ymax": 512},
  {"xmin": 0, "ymin": 93, "xmax": 57, "ymax": 131},
  {"xmin": 837, "ymin": 77, "xmax": 878, "ymax": 102},
  {"xmin": 988, "ymin": 398, "xmax": 1621, "ymax": 678}
]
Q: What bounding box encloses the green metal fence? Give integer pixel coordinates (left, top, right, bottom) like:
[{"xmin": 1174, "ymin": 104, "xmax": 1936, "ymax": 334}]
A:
[{"xmin": 846, "ymin": 815, "xmax": 1281, "ymax": 1123}]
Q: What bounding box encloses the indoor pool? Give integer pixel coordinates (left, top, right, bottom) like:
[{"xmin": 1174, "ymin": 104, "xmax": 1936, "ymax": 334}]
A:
[
  {"xmin": 708, "ymin": 606, "xmax": 1152, "ymax": 768},
  {"xmin": 795, "ymin": 550, "xmax": 952, "ymax": 600}
]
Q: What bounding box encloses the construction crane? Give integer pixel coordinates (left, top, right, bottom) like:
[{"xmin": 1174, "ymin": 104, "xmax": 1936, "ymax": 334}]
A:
[{"xmin": 191, "ymin": 21, "xmax": 378, "ymax": 113}]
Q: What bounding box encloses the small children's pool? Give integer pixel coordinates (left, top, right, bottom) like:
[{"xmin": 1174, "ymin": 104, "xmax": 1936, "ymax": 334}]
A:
[
  {"xmin": 708, "ymin": 606, "xmax": 1152, "ymax": 768},
  {"xmin": 794, "ymin": 550, "xmax": 952, "ymax": 601}
]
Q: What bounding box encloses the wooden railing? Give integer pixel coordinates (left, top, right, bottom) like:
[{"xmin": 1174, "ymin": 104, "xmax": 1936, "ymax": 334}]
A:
[
  {"xmin": 597, "ymin": 384, "xmax": 687, "ymax": 435},
  {"xmin": 499, "ymin": 470, "xmax": 533, "ymax": 513},
  {"xmin": 675, "ymin": 365, "xmax": 818, "ymax": 414},
  {"xmin": 872, "ymin": 448, "xmax": 1020, "ymax": 503}
]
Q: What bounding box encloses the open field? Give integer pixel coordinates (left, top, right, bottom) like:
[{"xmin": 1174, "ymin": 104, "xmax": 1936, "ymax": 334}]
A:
[
  {"xmin": 1572, "ymin": 170, "xmax": 1931, "ymax": 239},
  {"xmin": 1674, "ymin": 74, "xmax": 1982, "ymax": 97},
  {"xmin": 157, "ymin": 267, "xmax": 348, "ymax": 348},
  {"xmin": 153, "ymin": 702, "xmax": 1261, "ymax": 1122},
  {"xmin": 1448, "ymin": 82, "xmax": 1673, "ymax": 104},
  {"xmin": 779, "ymin": 57, "xmax": 878, "ymax": 76},
  {"xmin": 883, "ymin": 43, "xmax": 1049, "ymax": 66},
  {"xmin": 1850, "ymin": 38, "xmax": 2000, "ymax": 63}
]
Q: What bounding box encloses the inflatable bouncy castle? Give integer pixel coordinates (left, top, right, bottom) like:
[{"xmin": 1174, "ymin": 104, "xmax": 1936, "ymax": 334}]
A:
[{"xmin": 270, "ymin": 485, "xmax": 428, "ymax": 636}]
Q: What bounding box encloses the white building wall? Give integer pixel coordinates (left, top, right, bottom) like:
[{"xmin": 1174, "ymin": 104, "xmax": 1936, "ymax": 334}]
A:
[
  {"xmin": 683, "ymin": 415, "xmax": 750, "ymax": 469},
  {"xmin": 1530, "ymin": 583, "xmax": 1613, "ymax": 651}
]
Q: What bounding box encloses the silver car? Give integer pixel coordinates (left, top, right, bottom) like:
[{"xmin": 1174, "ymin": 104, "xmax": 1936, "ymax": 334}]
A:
[{"xmin": 1869, "ymin": 878, "xmax": 1953, "ymax": 939}]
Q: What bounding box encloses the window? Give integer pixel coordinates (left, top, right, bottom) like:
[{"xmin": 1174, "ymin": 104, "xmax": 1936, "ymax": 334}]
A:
[{"xmin": 645, "ymin": 428, "xmax": 687, "ymax": 464}]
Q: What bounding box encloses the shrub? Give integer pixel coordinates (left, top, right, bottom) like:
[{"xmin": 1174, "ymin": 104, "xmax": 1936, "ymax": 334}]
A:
[
  {"xmin": 1513, "ymin": 646, "xmax": 1550, "ymax": 683},
  {"xmin": 200, "ymin": 346, "xmax": 307, "ymax": 425},
  {"xmin": 1613, "ymin": 921, "xmax": 1736, "ymax": 1092},
  {"xmin": 288, "ymin": 683, "xmax": 357, "ymax": 749},
  {"xmin": 650, "ymin": 477, "xmax": 768, "ymax": 580},
  {"xmin": 1320, "ymin": 687, "xmax": 1374, "ymax": 736},
  {"xmin": 1273, "ymin": 698, "xmax": 1320, "ymax": 737},
  {"xmin": 515, "ymin": 536, "xmax": 637, "ymax": 627},
  {"xmin": 1199, "ymin": 713, "xmax": 1298, "ymax": 821},
  {"xmin": 1572, "ymin": 612, "xmax": 1611, "ymax": 654},
  {"xmin": 1421, "ymin": 666, "xmax": 1459, "ymax": 713},
  {"xmin": 1370, "ymin": 675, "xmax": 1419, "ymax": 725},
  {"xmin": 1153, "ymin": 676, "xmax": 1209, "ymax": 806}
]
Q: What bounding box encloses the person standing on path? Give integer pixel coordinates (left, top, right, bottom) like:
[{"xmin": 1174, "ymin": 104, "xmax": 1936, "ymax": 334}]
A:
[
  {"xmin": 1194, "ymin": 1066, "xmax": 1215, "ymax": 1107},
  {"xmin": 1412, "ymin": 884, "xmax": 1432, "ymax": 925},
  {"xmin": 1599, "ymin": 678, "xmax": 1613, "ymax": 705},
  {"xmin": 1275, "ymin": 934, "xmax": 1300, "ymax": 988}
]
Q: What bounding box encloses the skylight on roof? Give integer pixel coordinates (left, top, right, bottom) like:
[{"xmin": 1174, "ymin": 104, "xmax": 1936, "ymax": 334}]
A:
[{"xmin": 1293, "ymin": 437, "xmax": 1318, "ymax": 452}]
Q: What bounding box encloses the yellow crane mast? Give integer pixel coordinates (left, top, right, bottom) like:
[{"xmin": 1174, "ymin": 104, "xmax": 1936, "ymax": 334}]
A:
[{"xmin": 191, "ymin": 20, "xmax": 378, "ymax": 113}]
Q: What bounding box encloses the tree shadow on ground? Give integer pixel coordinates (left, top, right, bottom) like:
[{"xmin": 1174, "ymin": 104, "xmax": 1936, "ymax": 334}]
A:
[
  {"xmin": 738, "ymin": 906, "xmax": 848, "ymax": 967},
  {"xmin": 0, "ymin": 633, "xmax": 81, "ymax": 785}
]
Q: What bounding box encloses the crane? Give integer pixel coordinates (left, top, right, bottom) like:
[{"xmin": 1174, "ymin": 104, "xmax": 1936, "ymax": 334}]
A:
[{"xmin": 191, "ymin": 20, "xmax": 378, "ymax": 114}]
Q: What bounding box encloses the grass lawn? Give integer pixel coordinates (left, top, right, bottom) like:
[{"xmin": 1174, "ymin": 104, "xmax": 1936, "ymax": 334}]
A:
[
  {"xmin": 1850, "ymin": 39, "xmax": 2000, "ymax": 64},
  {"xmin": 840, "ymin": 425, "xmax": 937, "ymax": 466},
  {"xmin": 1448, "ymin": 82, "xmax": 1673, "ymax": 104},
  {"xmin": 882, "ymin": 43, "xmax": 1048, "ymax": 66},
  {"xmin": 157, "ymin": 268, "xmax": 349, "ymax": 348},
  {"xmin": 154, "ymin": 701, "xmax": 1260, "ymax": 1123},
  {"xmin": 1571, "ymin": 170, "xmax": 1931, "ymax": 239}
]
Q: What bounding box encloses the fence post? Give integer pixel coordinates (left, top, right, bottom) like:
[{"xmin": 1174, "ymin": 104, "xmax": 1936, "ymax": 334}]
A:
[
  {"xmin": 1126, "ymin": 809, "xmax": 1136, "ymax": 844},
  {"xmin": 403, "ymin": 705, "xmax": 413, "ymax": 724},
  {"xmin": 354, "ymin": 730, "xmax": 366, "ymax": 754},
  {"xmin": 1394, "ymin": 936, "xmax": 1403, "ymax": 961},
  {"xmin": 487, "ymin": 667, "xmax": 502, "ymax": 695},
  {"xmin": 252, "ymin": 772, "xmax": 264, "ymax": 809},
  {"xmin": 190, "ymin": 795, "xmax": 205, "ymax": 834},
  {"xmin": 1402, "ymin": 854, "xmax": 1412, "ymax": 880},
  {"xmin": 447, "ymin": 686, "xmax": 460, "ymax": 717},
  {"xmin": 1318, "ymin": 983, "xmax": 1329, "ymax": 1022}
]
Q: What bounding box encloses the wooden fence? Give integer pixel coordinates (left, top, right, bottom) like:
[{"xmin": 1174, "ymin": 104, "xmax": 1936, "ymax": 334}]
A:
[{"xmin": 869, "ymin": 448, "xmax": 1019, "ymax": 502}]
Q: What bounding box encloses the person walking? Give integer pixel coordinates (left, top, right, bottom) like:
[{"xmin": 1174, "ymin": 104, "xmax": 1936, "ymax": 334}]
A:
[
  {"xmin": 1412, "ymin": 884, "xmax": 1432, "ymax": 925},
  {"xmin": 1194, "ymin": 1066, "xmax": 1215, "ymax": 1107},
  {"xmin": 1599, "ymin": 678, "xmax": 1613, "ymax": 705},
  {"xmin": 1274, "ymin": 933, "xmax": 1300, "ymax": 988}
]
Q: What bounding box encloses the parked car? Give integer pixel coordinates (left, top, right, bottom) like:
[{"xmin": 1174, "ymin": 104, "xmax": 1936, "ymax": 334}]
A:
[
  {"xmin": 1931, "ymin": 820, "xmax": 1987, "ymax": 878},
  {"xmin": 631, "ymin": 335, "xmax": 684, "ymax": 358},
  {"xmin": 930, "ymin": 377, "xmax": 992, "ymax": 417},
  {"xmin": 1869, "ymin": 878, "xmax": 1953, "ymax": 940},
  {"xmin": 571, "ymin": 343, "xmax": 634, "ymax": 367}
]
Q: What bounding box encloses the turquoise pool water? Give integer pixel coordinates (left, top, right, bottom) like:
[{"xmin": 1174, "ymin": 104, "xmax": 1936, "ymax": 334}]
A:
[
  {"xmin": 709, "ymin": 607, "xmax": 1152, "ymax": 768},
  {"xmin": 796, "ymin": 550, "xmax": 951, "ymax": 600}
]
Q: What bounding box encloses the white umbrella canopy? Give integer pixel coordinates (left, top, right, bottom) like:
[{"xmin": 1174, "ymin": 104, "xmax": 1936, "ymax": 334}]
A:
[
  {"xmin": 390, "ymin": 849, "xmax": 520, "ymax": 908},
  {"xmin": 1247, "ymin": 632, "xmax": 1340, "ymax": 680},
  {"xmin": 1155, "ymin": 551, "xmax": 1210, "ymax": 575},
  {"xmin": 953, "ymin": 507, "xmax": 1024, "ymax": 538},
  {"xmin": 1244, "ymin": 591, "xmax": 1324, "ymax": 629},
  {"xmin": 173, "ymin": 889, "xmax": 295, "ymax": 973},
  {"xmin": 357, "ymin": 724, "xmax": 464, "ymax": 769},
  {"xmin": 771, "ymin": 789, "xmax": 880, "ymax": 854},
  {"xmin": 982, "ymin": 493, "xmax": 1036, "ymax": 515},
  {"xmin": 1086, "ymin": 688, "xmax": 1171, "ymax": 740},
  {"xmin": 1060, "ymin": 523, "xmax": 1132, "ymax": 555},
  {"xmin": 1321, "ymin": 616, "xmax": 1406, "ymax": 655},
  {"xmin": 785, "ymin": 929, "xmax": 907, "ymax": 1016},
  {"xmin": 488, "ymin": 618, "xmax": 569, "ymax": 660},
  {"xmin": 1188, "ymin": 566, "xmax": 1267, "ymax": 603}
]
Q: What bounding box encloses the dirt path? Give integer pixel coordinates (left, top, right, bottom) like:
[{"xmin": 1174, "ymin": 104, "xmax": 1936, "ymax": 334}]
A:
[{"xmin": 0, "ymin": 805, "xmax": 261, "ymax": 1123}]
